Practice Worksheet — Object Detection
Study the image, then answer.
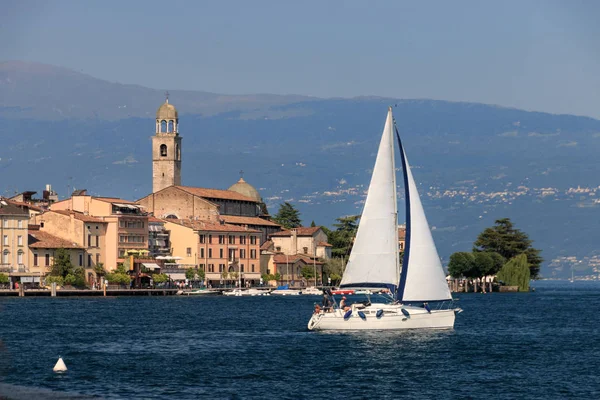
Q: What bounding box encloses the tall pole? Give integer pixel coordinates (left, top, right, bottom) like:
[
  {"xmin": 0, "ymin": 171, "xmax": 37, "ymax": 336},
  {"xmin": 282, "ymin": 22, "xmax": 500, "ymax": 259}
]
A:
[
  {"xmin": 286, "ymin": 254, "xmax": 289, "ymax": 286},
  {"xmin": 313, "ymin": 247, "xmax": 317, "ymax": 288}
]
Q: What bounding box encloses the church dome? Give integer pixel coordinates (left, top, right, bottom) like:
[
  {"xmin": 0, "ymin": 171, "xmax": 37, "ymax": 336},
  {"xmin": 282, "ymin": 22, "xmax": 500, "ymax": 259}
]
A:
[
  {"xmin": 156, "ymin": 100, "xmax": 178, "ymax": 119},
  {"xmin": 228, "ymin": 177, "xmax": 261, "ymax": 202}
]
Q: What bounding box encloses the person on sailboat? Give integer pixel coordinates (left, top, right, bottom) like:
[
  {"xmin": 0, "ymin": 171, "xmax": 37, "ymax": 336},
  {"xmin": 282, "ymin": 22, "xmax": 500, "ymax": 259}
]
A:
[
  {"xmin": 339, "ymin": 296, "xmax": 351, "ymax": 311},
  {"xmin": 321, "ymin": 294, "xmax": 332, "ymax": 312}
]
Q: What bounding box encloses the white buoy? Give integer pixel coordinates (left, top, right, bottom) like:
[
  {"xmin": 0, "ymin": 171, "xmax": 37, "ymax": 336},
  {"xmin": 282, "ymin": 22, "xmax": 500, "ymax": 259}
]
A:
[{"xmin": 53, "ymin": 357, "xmax": 67, "ymax": 372}]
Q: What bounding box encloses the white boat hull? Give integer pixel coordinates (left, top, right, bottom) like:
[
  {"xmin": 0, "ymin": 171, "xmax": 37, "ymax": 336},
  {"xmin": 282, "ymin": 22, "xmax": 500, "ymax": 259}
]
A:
[
  {"xmin": 223, "ymin": 289, "xmax": 271, "ymax": 296},
  {"xmin": 308, "ymin": 303, "xmax": 456, "ymax": 331}
]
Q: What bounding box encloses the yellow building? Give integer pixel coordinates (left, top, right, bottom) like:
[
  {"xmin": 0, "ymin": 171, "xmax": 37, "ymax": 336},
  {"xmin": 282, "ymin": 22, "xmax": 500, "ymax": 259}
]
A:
[
  {"xmin": 50, "ymin": 191, "xmax": 148, "ymax": 271},
  {"xmin": 31, "ymin": 209, "xmax": 108, "ymax": 284},
  {"xmin": 0, "ymin": 199, "xmax": 31, "ymax": 287},
  {"xmin": 28, "ymin": 226, "xmax": 84, "ymax": 285},
  {"xmin": 164, "ymin": 218, "xmax": 262, "ymax": 286},
  {"xmin": 267, "ymin": 227, "xmax": 332, "ymax": 259}
]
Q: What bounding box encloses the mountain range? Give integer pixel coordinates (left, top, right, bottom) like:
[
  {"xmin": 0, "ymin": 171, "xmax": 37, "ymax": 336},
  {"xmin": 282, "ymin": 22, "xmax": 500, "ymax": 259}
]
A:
[{"xmin": 1, "ymin": 61, "xmax": 599, "ymax": 279}]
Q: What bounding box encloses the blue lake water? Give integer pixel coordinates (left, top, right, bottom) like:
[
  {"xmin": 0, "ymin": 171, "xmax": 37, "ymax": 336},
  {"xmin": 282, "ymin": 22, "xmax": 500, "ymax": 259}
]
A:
[{"xmin": 1, "ymin": 280, "xmax": 599, "ymax": 399}]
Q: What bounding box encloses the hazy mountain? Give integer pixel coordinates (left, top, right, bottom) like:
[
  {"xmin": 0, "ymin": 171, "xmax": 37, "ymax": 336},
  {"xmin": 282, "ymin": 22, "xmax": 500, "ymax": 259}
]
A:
[{"xmin": 1, "ymin": 61, "xmax": 599, "ymax": 278}]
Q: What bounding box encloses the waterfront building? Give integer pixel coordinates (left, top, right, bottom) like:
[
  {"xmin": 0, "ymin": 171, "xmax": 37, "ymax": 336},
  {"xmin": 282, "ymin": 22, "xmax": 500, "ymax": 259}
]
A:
[
  {"xmin": 28, "ymin": 225, "xmax": 84, "ymax": 286},
  {"xmin": 30, "ymin": 209, "xmax": 108, "ymax": 284},
  {"xmin": 268, "ymin": 226, "xmax": 332, "ymax": 259},
  {"xmin": 0, "ymin": 199, "xmax": 30, "ymax": 287},
  {"xmin": 49, "ymin": 191, "xmax": 148, "ymax": 271},
  {"xmin": 163, "ymin": 218, "xmax": 261, "ymax": 286},
  {"xmin": 262, "ymin": 253, "xmax": 324, "ymax": 287}
]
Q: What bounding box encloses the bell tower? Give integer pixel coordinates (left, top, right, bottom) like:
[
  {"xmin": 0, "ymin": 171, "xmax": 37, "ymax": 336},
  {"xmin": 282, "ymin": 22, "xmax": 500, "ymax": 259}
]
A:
[{"xmin": 152, "ymin": 93, "xmax": 182, "ymax": 193}]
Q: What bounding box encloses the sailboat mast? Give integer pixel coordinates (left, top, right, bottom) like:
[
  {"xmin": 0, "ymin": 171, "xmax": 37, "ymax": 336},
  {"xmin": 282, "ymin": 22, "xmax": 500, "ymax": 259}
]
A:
[{"xmin": 390, "ymin": 108, "xmax": 400, "ymax": 298}]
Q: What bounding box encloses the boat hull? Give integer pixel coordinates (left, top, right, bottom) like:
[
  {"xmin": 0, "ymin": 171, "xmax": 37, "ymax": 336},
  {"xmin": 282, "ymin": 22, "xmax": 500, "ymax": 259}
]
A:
[{"xmin": 308, "ymin": 303, "xmax": 456, "ymax": 331}]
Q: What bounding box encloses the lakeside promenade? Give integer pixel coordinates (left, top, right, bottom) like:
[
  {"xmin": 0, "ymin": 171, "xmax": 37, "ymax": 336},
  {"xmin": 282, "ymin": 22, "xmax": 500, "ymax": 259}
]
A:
[{"xmin": 0, "ymin": 288, "xmax": 182, "ymax": 297}]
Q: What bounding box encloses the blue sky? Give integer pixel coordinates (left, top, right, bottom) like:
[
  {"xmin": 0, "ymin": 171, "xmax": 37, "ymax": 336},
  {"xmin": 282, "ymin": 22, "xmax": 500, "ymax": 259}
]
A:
[{"xmin": 3, "ymin": 0, "xmax": 600, "ymax": 118}]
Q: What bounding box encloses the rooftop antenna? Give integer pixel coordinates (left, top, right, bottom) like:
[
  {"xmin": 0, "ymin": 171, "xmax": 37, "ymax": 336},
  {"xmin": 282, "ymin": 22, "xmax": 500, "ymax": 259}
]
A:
[
  {"xmin": 165, "ymin": 91, "xmax": 170, "ymax": 103},
  {"xmin": 239, "ymin": 170, "xmax": 244, "ymax": 179}
]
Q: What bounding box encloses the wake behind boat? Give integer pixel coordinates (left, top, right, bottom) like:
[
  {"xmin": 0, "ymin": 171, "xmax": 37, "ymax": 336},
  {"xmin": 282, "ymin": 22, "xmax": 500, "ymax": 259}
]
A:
[{"xmin": 308, "ymin": 108, "xmax": 461, "ymax": 331}]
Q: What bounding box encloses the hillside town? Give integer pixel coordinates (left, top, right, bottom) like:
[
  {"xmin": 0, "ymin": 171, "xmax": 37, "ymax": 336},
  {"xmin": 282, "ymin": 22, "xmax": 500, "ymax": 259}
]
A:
[{"xmin": 0, "ymin": 97, "xmax": 349, "ymax": 291}]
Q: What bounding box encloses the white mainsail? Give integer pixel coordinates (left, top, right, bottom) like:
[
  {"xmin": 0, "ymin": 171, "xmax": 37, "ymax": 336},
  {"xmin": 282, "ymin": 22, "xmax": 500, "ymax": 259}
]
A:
[
  {"xmin": 340, "ymin": 108, "xmax": 399, "ymax": 290},
  {"xmin": 397, "ymin": 136, "xmax": 453, "ymax": 302}
]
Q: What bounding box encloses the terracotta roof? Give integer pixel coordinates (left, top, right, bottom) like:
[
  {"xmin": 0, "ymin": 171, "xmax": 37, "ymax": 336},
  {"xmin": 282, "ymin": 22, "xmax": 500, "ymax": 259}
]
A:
[
  {"xmin": 220, "ymin": 215, "xmax": 281, "ymax": 227},
  {"xmin": 0, "ymin": 199, "xmax": 29, "ymax": 216},
  {"xmin": 6, "ymin": 200, "xmax": 43, "ymax": 212},
  {"xmin": 176, "ymin": 186, "xmax": 258, "ymax": 203},
  {"xmin": 148, "ymin": 216, "xmax": 165, "ymax": 223},
  {"xmin": 51, "ymin": 210, "xmax": 106, "ymax": 223},
  {"xmin": 270, "ymin": 226, "xmax": 321, "ymax": 237},
  {"xmin": 272, "ymin": 254, "xmax": 324, "ymax": 265},
  {"xmin": 94, "ymin": 197, "xmax": 137, "ymax": 204},
  {"xmin": 28, "ymin": 230, "xmax": 82, "ymax": 249},
  {"xmin": 317, "ymin": 241, "xmax": 332, "ymax": 247},
  {"xmin": 167, "ymin": 219, "xmax": 260, "ymax": 233},
  {"xmin": 260, "ymin": 240, "xmax": 274, "ymax": 251}
]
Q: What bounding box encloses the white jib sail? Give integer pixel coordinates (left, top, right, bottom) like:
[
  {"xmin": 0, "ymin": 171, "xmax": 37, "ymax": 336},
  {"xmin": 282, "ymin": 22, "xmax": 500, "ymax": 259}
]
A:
[
  {"xmin": 400, "ymin": 148, "xmax": 452, "ymax": 302},
  {"xmin": 340, "ymin": 108, "xmax": 399, "ymax": 289}
]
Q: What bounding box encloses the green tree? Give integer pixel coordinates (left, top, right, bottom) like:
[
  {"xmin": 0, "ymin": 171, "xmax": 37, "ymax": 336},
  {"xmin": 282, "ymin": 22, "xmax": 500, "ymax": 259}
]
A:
[
  {"xmin": 497, "ymin": 254, "xmax": 530, "ymax": 291},
  {"xmin": 93, "ymin": 263, "xmax": 106, "ymax": 276},
  {"xmin": 448, "ymin": 252, "xmax": 476, "ymax": 278},
  {"xmin": 45, "ymin": 275, "xmax": 64, "ymax": 286},
  {"xmin": 301, "ymin": 266, "xmax": 315, "ymax": 280},
  {"xmin": 152, "ymin": 273, "xmax": 169, "ymax": 284},
  {"xmin": 106, "ymin": 272, "xmax": 131, "ymax": 285},
  {"xmin": 197, "ymin": 268, "xmax": 206, "ymax": 282},
  {"xmin": 272, "ymin": 202, "xmax": 302, "ymax": 229},
  {"xmin": 48, "ymin": 248, "xmax": 73, "ymax": 278},
  {"xmin": 0, "ymin": 273, "xmax": 9, "ymax": 284},
  {"xmin": 329, "ymin": 273, "xmax": 342, "ymax": 285},
  {"xmin": 473, "ymin": 218, "xmax": 543, "ymax": 278},
  {"xmin": 324, "ymin": 215, "xmax": 360, "ymax": 258},
  {"xmin": 310, "ymin": 220, "xmax": 316, "ymax": 227},
  {"xmin": 185, "ymin": 268, "xmax": 197, "ymax": 281}
]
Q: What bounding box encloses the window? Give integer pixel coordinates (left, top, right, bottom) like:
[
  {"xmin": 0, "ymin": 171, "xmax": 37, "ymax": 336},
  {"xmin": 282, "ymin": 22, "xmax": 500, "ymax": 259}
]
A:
[
  {"xmin": 96, "ymin": 226, "xmax": 99, "ymax": 230},
  {"xmin": 218, "ymin": 235, "xmax": 225, "ymax": 244},
  {"xmin": 2, "ymin": 219, "xmax": 7, "ymax": 228},
  {"xmin": 160, "ymin": 144, "xmax": 167, "ymax": 157},
  {"xmin": 33, "ymin": 253, "xmax": 38, "ymax": 266},
  {"xmin": 17, "ymin": 251, "xmax": 23, "ymax": 264},
  {"xmin": 250, "ymin": 249, "xmax": 256, "ymax": 259},
  {"xmin": 208, "ymin": 235, "xmax": 213, "ymax": 244},
  {"xmin": 251, "ymin": 264, "xmax": 255, "ymax": 272},
  {"xmin": 240, "ymin": 249, "xmax": 246, "ymax": 259},
  {"xmin": 297, "ymin": 267, "xmax": 302, "ymax": 277},
  {"xmin": 3, "ymin": 235, "xmax": 7, "ymax": 246},
  {"xmin": 45, "ymin": 254, "xmax": 50, "ymax": 266},
  {"xmin": 95, "ymin": 236, "xmax": 99, "ymax": 247},
  {"xmin": 3, "ymin": 250, "xmax": 9, "ymax": 264},
  {"xmin": 40, "ymin": 222, "xmax": 44, "ymax": 228},
  {"xmin": 88, "ymin": 254, "xmax": 92, "ymax": 267},
  {"xmin": 276, "ymin": 246, "xmax": 281, "ymax": 252},
  {"xmin": 250, "ymin": 236, "xmax": 257, "ymax": 245},
  {"xmin": 219, "ymin": 248, "xmax": 224, "ymax": 258},
  {"xmin": 228, "ymin": 235, "xmax": 234, "ymax": 244},
  {"xmin": 199, "ymin": 235, "xmax": 205, "ymax": 244},
  {"xmin": 208, "ymin": 264, "xmax": 214, "ymax": 272},
  {"xmin": 241, "ymin": 264, "xmax": 244, "ymax": 272},
  {"xmin": 200, "ymin": 248, "xmax": 204, "ymax": 258},
  {"xmin": 208, "ymin": 249, "xmax": 212, "ymax": 258},
  {"xmin": 219, "ymin": 264, "xmax": 224, "ymax": 272},
  {"xmin": 199, "ymin": 263, "xmax": 205, "ymax": 270},
  {"xmin": 88, "ymin": 235, "xmax": 91, "ymax": 247},
  {"xmin": 186, "ymin": 247, "xmax": 192, "ymax": 257},
  {"xmin": 240, "ymin": 236, "xmax": 246, "ymax": 245},
  {"xmin": 18, "ymin": 220, "xmax": 23, "ymax": 228},
  {"xmin": 228, "ymin": 249, "xmax": 235, "ymax": 260},
  {"xmin": 303, "ymin": 247, "xmax": 308, "ymax": 254},
  {"xmin": 79, "ymin": 254, "xmax": 83, "ymax": 267},
  {"xmin": 96, "ymin": 254, "xmax": 100, "ymax": 264},
  {"xmin": 17, "ymin": 236, "xmax": 22, "ymax": 246}
]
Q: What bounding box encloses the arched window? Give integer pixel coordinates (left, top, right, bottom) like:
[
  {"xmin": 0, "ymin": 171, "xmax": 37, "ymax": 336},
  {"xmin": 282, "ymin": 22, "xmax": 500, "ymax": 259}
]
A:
[
  {"xmin": 160, "ymin": 120, "xmax": 167, "ymax": 132},
  {"xmin": 2, "ymin": 250, "xmax": 9, "ymax": 264},
  {"xmin": 228, "ymin": 266, "xmax": 235, "ymax": 272},
  {"xmin": 168, "ymin": 120, "xmax": 174, "ymax": 133},
  {"xmin": 160, "ymin": 144, "xmax": 167, "ymax": 157},
  {"xmin": 165, "ymin": 214, "xmax": 178, "ymax": 219}
]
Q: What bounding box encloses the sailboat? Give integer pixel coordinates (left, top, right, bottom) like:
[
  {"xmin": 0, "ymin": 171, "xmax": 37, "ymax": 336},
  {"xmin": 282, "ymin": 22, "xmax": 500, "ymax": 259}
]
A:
[{"xmin": 308, "ymin": 107, "xmax": 461, "ymax": 331}]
